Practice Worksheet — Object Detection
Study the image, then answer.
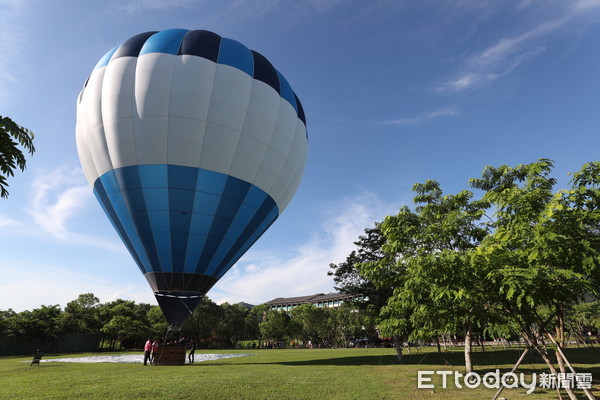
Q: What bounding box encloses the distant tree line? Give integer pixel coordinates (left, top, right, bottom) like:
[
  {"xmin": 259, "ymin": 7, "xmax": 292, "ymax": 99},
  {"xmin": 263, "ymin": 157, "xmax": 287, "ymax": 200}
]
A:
[{"xmin": 0, "ymin": 293, "xmax": 379, "ymax": 352}]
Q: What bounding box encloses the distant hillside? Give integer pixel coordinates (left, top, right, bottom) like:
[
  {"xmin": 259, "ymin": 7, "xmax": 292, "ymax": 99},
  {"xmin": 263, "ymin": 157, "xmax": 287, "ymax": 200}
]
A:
[{"xmin": 236, "ymin": 302, "xmax": 255, "ymax": 310}]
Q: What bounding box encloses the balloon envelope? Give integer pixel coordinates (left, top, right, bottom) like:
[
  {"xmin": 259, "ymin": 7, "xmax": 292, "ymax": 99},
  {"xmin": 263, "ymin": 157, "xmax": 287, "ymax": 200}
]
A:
[{"xmin": 76, "ymin": 29, "xmax": 307, "ymax": 326}]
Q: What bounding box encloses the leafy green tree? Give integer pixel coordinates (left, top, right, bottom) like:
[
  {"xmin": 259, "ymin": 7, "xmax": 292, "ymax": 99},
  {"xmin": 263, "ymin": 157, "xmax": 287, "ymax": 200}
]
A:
[
  {"xmin": 0, "ymin": 309, "xmax": 17, "ymax": 338},
  {"xmin": 330, "ymin": 303, "xmax": 378, "ymax": 347},
  {"xmin": 358, "ymin": 207, "xmax": 420, "ymax": 363},
  {"xmin": 565, "ymin": 300, "xmax": 600, "ymax": 346},
  {"xmin": 101, "ymin": 315, "xmax": 149, "ymax": 350},
  {"xmin": 62, "ymin": 293, "xmax": 101, "ymax": 334},
  {"xmin": 470, "ymin": 159, "xmax": 600, "ymax": 400},
  {"xmin": 289, "ymin": 303, "xmax": 329, "ymax": 345},
  {"xmin": 0, "ymin": 116, "xmax": 35, "ymax": 198},
  {"xmin": 183, "ymin": 297, "xmax": 222, "ymax": 346},
  {"xmin": 259, "ymin": 310, "xmax": 291, "ymax": 343},
  {"xmin": 215, "ymin": 303, "xmax": 249, "ymax": 347},
  {"xmin": 249, "ymin": 304, "xmax": 269, "ymax": 346},
  {"xmin": 147, "ymin": 306, "xmax": 169, "ymax": 338},
  {"xmin": 328, "ymin": 226, "xmax": 394, "ymax": 313},
  {"xmin": 375, "ymin": 181, "xmax": 490, "ymax": 371},
  {"xmin": 10, "ymin": 305, "xmax": 63, "ymax": 344}
]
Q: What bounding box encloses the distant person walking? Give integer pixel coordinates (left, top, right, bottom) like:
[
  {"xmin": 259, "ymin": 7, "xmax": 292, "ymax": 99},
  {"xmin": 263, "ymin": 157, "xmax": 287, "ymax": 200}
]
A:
[
  {"xmin": 188, "ymin": 338, "xmax": 196, "ymax": 364},
  {"xmin": 143, "ymin": 338, "xmax": 152, "ymax": 365}
]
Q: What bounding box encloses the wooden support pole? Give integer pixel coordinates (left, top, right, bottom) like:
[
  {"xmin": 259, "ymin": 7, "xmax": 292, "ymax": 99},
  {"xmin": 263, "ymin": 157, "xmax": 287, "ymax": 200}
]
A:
[
  {"xmin": 491, "ymin": 347, "xmax": 530, "ymax": 400},
  {"xmin": 546, "ymin": 333, "xmax": 595, "ymax": 400}
]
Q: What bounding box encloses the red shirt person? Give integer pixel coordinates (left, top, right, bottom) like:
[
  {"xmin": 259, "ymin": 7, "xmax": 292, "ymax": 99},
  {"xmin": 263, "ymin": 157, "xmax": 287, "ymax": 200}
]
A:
[{"xmin": 143, "ymin": 338, "xmax": 152, "ymax": 365}]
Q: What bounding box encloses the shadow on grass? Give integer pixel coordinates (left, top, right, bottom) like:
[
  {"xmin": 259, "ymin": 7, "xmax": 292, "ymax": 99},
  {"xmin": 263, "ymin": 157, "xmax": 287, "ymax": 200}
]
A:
[{"xmin": 196, "ymin": 346, "xmax": 600, "ymax": 375}]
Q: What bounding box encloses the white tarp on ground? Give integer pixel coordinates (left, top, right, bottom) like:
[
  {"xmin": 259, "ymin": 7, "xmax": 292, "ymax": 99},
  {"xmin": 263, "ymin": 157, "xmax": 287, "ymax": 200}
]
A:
[{"xmin": 31, "ymin": 353, "xmax": 253, "ymax": 363}]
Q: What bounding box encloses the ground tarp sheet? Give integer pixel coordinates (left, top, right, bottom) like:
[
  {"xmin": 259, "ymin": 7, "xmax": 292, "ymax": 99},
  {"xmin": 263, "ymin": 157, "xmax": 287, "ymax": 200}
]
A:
[{"xmin": 28, "ymin": 353, "xmax": 253, "ymax": 363}]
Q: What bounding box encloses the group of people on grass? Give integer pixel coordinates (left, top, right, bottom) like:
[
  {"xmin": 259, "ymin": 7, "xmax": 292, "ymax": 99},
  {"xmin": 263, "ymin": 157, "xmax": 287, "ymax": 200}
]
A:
[{"xmin": 143, "ymin": 336, "xmax": 196, "ymax": 365}]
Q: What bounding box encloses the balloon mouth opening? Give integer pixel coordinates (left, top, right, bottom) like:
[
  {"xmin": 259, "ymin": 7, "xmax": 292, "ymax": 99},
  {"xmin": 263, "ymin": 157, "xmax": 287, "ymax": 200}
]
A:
[
  {"xmin": 153, "ymin": 291, "xmax": 204, "ymax": 327},
  {"xmin": 154, "ymin": 292, "xmax": 203, "ymax": 299}
]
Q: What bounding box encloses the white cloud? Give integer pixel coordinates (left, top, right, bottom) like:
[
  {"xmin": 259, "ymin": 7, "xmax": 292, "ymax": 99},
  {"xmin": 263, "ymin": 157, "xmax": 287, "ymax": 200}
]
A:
[
  {"xmin": 0, "ymin": 215, "xmax": 18, "ymax": 228},
  {"xmin": 381, "ymin": 108, "xmax": 458, "ymax": 127},
  {"xmin": 29, "ymin": 173, "xmax": 90, "ymax": 240},
  {"xmin": 12, "ymin": 165, "xmax": 124, "ymax": 252},
  {"xmin": 210, "ymin": 191, "xmax": 399, "ymax": 305},
  {"xmin": 436, "ymin": 1, "xmax": 600, "ymax": 93}
]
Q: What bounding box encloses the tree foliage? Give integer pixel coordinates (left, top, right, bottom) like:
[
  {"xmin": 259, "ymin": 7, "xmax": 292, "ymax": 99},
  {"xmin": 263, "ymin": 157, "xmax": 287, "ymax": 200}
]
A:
[{"xmin": 0, "ymin": 116, "xmax": 35, "ymax": 198}]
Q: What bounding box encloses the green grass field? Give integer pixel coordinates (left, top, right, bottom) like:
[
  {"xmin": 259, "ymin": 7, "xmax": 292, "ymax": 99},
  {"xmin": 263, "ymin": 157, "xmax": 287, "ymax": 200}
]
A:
[{"xmin": 1, "ymin": 346, "xmax": 598, "ymax": 399}]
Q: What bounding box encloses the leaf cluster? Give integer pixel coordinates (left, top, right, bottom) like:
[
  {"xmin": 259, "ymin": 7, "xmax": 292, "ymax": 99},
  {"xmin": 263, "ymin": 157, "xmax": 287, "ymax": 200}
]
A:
[{"xmin": 0, "ymin": 116, "xmax": 35, "ymax": 198}]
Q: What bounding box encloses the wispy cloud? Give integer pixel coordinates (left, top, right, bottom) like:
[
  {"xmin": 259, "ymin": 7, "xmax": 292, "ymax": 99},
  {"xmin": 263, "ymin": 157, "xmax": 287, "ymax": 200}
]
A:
[
  {"xmin": 436, "ymin": 1, "xmax": 600, "ymax": 93},
  {"xmin": 111, "ymin": 0, "xmax": 198, "ymax": 13},
  {"xmin": 381, "ymin": 108, "xmax": 458, "ymax": 127},
  {"xmin": 29, "ymin": 168, "xmax": 90, "ymax": 240},
  {"xmin": 0, "ymin": 165, "xmax": 125, "ymax": 252},
  {"xmin": 0, "ymin": 215, "xmax": 18, "ymax": 228},
  {"xmin": 211, "ymin": 191, "xmax": 400, "ymax": 305}
]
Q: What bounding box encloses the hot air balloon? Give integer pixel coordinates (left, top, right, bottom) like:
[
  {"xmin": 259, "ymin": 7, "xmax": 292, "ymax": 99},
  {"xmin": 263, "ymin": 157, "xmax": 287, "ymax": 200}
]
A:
[{"xmin": 76, "ymin": 29, "xmax": 307, "ymax": 328}]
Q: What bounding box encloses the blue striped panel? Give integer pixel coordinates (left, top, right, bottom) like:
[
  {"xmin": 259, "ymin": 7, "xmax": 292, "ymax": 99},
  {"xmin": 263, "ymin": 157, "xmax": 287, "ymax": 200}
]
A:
[
  {"xmin": 92, "ymin": 164, "xmax": 279, "ymax": 283},
  {"xmin": 217, "ymin": 38, "xmax": 254, "ymax": 77},
  {"xmin": 110, "ymin": 31, "xmax": 158, "ymax": 61},
  {"xmin": 139, "ymin": 29, "xmax": 189, "ymax": 56},
  {"xmin": 93, "ymin": 47, "xmax": 118, "ymax": 71},
  {"xmin": 277, "ymin": 70, "xmax": 298, "ymax": 113},
  {"xmin": 251, "ymin": 51, "xmax": 279, "ymax": 93},
  {"xmin": 93, "ymin": 181, "xmax": 147, "ymax": 274},
  {"xmin": 214, "ymin": 195, "xmax": 278, "ymax": 279}
]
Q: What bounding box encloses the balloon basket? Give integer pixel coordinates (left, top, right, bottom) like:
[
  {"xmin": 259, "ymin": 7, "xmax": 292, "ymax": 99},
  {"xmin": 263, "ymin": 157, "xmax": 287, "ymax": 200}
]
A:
[
  {"xmin": 154, "ymin": 344, "xmax": 186, "ymax": 365},
  {"xmin": 153, "ymin": 326, "xmax": 188, "ymax": 365}
]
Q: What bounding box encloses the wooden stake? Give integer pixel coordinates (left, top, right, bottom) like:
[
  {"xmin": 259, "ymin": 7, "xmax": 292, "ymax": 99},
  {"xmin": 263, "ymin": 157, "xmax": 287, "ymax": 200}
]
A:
[
  {"xmin": 491, "ymin": 347, "xmax": 530, "ymax": 400},
  {"xmin": 546, "ymin": 332, "xmax": 595, "ymax": 400}
]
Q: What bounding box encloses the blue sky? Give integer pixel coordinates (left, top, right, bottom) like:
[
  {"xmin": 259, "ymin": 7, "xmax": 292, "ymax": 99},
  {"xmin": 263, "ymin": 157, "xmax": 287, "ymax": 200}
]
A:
[{"xmin": 1, "ymin": 0, "xmax": 599, "ymax": 312}]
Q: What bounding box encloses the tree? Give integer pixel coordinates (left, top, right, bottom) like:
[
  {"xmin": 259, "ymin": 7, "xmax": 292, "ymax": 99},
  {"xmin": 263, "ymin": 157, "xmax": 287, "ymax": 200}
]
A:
[
  {"xmin": 215, "ymin": 303, "xmax": 249, "ymax": 347},
  {"xmin": 289, "ymin": 303, "xmax": 329, "ymax": 345},
  {"xmin": 0, "ymin": 309, "xmax": 17, "ymax": 338},
  {"xmin": 358, "ymin": 206, "xmax": 421, "ymax": 363},
  {"xmin": 374, "ymin": 181, "xmax": 490, "ymax": 371},
  {"xmin": 9, "ymin": 305, "xmax": 63, "ymax": 345},
  {"xmin": 259, "ymin": 310, "xmax": 291, "ymax": 344},
  {"xmin": 0, "ymin": 116, "xmax": 35, "ymax": 198},
  {"xmin": 565, "ymin": 300, "xmax": 600, "ymax": 346},
  {"xmin": 328, "ymin": 225, "xmax": 394, "ymax": 312},
  {"xmin": 62, "ymin": 293, "xmax": 101, "ymax": 334},
  {"xmin": 183, "ymin": 297, "xmax": 222, "ymax": 346},
  {"xmin": 470, "ymin": 159, "xmax": 600, "ymax": 400},
  {"xmin": 329, "ymin": 222, "xmax": 411, "ymax": 359},
  {"xmin": 331, "ymin": 303, "xmax": 378, "ymax": 348},
  {"xmin": 101, "ymin": 315, "xmax": 148, "ymax": 350},
  {"xmin": 147, "ymin": 306, "xmax": 169, "ymax": 338}
]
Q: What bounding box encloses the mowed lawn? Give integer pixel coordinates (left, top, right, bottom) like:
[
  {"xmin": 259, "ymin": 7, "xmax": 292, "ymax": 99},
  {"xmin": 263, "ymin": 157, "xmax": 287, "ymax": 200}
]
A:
[{"xmin": 1, "ymin": 346, "xmax": 598, "ymax": 399}]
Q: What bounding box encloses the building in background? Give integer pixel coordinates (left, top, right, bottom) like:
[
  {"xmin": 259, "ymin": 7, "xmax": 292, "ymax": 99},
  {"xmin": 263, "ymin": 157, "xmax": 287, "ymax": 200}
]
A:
[{"xmin": 265, "ymin": 293, "xmax": 366, "ymax": 311}]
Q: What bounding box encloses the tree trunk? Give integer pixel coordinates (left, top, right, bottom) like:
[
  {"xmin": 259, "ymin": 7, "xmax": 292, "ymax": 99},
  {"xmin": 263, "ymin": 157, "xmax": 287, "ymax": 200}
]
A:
[
  {"xmin": 435, "ymin": 335, "xmax": 441, "ymax": 353},
  {"xmin": 522, "ymin": 330, "xmax": 578, "ymax": 400},
  {"xmin": 479, "ymin": 334, "xmax": 485, "ymax": 353},
  {"xmin": 394, "ymin": 335, "xmax": 404, "ymax": 364},
  {"xmin": 464, "ymin": 322, "xmax": 473, "ymax": 373}
]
